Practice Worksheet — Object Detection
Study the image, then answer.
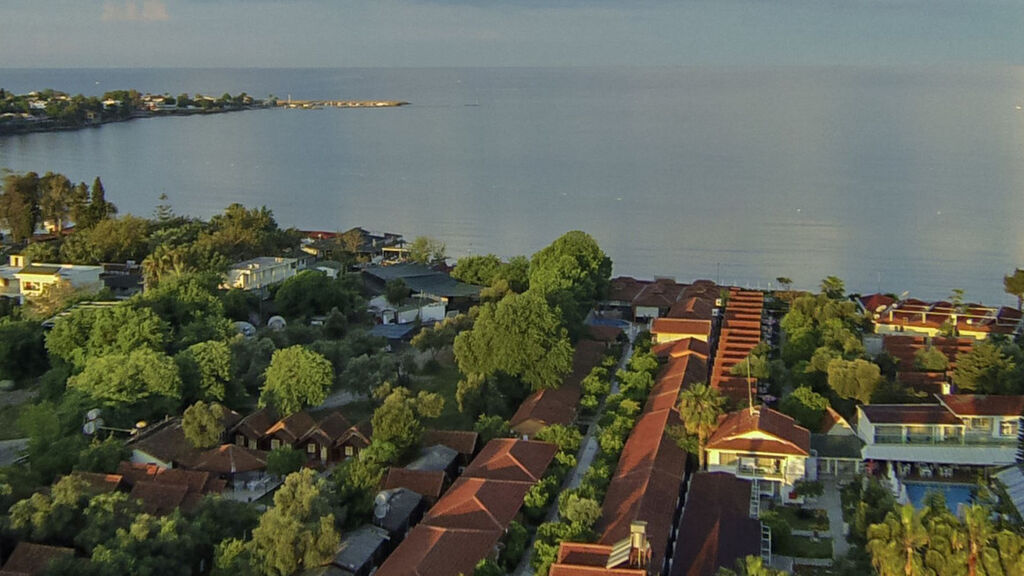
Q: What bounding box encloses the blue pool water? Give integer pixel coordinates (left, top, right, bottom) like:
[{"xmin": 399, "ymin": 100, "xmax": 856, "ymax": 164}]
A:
[{"xmin": 905, "ymin": 482, "xmax": 973, "ymax": 512}]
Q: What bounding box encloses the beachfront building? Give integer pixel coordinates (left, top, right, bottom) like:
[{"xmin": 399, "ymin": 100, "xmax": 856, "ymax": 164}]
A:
[
  {"xmin": 0, "ymin": 254, "xmax": 103, "ymax": 304},
  {"xmin": 222, "ymin": 256, "xmax": 299, "ymax": 295},
  {"xmin": 856, "ymin": 395, "xmax": 1024, "ymax": 477},
  {"xmin": 860, "ymin": 294, "xmax": 1024, "ymax": 340},
  {"xmin": 705, "ymin": 406, "xmax": 811, "ymax": 500}
]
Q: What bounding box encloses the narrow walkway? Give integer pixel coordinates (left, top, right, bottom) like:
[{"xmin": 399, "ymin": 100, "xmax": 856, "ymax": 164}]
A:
[
  {"xmin": 809, "ymin": 478, "xmax": 849, "ymax": 558},
  {"xmin": 512, "ymin": 330, "xmax": 636, "ymax": 576}
]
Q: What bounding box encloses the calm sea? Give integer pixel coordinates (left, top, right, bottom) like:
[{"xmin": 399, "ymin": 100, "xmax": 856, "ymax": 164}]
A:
[{"xmin": 1, "ymin": 67, "xmax": 1023, "ymax": 304}]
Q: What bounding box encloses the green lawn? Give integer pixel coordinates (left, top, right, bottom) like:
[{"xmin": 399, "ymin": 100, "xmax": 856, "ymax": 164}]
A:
[
  {"xmin": 409, "ymin": 362, "xmax": 476, "ymax": 431},
  {"xmin": 0, "ymin": 404, "xmax": 25, "ymax": 440},
  {"xmin": 777, "ymin": 535, "xmax": 833, "ymax": 559},
  {"xmin": 775, "ymin": 506, "xmax": 830, "ymax": 531}
]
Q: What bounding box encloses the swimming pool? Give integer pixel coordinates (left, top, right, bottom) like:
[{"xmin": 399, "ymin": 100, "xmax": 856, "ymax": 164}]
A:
[{"xmin": 904, "ymin": 482, "xmax": 973, "ymax": 512}]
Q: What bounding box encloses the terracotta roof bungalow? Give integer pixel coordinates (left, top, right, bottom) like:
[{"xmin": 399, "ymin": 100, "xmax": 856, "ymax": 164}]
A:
[
  {"xmin": 606, "ymin": 277, "xmax": 649, "ymax": 307},
  {"xmin": 298, "ymin": 410, "xmax": 372, "ymax": 465},
  {"xmin": 191, "ymin": 444, "xmax": 268, "ymax": 475},
  {"xmin": 651, "ymin": 318, "xmax": 713, "ymax": 344},
  {"xmin": 667, "ymin": 296, "xmax": 716, "ymax": 321},
  {"xmin": 68, "ymin": 471, "xmax": 125, "ymax": 495},
  {"xmin": 266, "ymin": 410, "xmax": 318, "ymax": 449},
  {"xmin": 882, "ymin": 335, "xmax": 973, "ymax": 373},
  {"xmin": 117, "ymin": 461, "xmax": 225, "ymax": 514},
  {"xmin": 596, "ymin": 409, "xmax": 688, "ymax": 573},
  {"xmin": 938, "ymin": 394, "xmax": 1024, "ymax": 417},
  {"xmin": 129, "ymin": 419, "xmax": 204, "ymax": 469},
  {"xmin": 462, "ymin": 438, "xmax": 558, "ymax": 484},
  {"xmin": 550, "ymin": 539, "xmax": 651, "ymax": 576},
  {"xmin": 710, "ymin": 290, "xmax": 764, "ymax": 404},
  {"xmin": 376, "ymin": 439, "xmax": 556, "ymax": 576},
  {"xmin": 0, "ymin": 542, "xmax": 74, "ymax": 576},
  {"xmin": 511, "ymin": 340, "xmax": 605, "ymax": 438},
  {"xmin": 651, "ymin": 337, "xmax": 710, "ymax": 361},
  {"xmin": 382, "ymin": 468, "xmax": 447, "ymax": 503},
  {"xmin": 422, "ymin": 429, "xmax": 479, "ymax": 461},
  {"xmin": 705, "ymin": 407, "xmax": 811, "ymax": 500},
  {"xmin": 587, "ymin": 324, "xmax": 625, "ymax": 344},
  {"xmin": 669, "ymin": 473, "xmax": 760, "ymax": 576},
  {"xmin": 231, "ymin": 406, "xmax": 279, "ymax": 451},
  {"xmin": 646, "ymin": 355, "xmax": 707, "ymax": 413}
]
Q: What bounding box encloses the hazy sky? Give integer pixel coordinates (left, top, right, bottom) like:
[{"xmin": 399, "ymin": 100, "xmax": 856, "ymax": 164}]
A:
[{"xmin": 2, "ymin": 0, "xmax": 1023, "ymax": 68}]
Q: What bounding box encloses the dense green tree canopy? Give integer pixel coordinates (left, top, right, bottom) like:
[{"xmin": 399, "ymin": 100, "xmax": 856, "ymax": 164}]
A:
[
  {"xmin": 182, "ymin": 401, "xmax": 226, "ymax": 449},
  {"xmin": 259, "ymin": 345, "xmax": 334, "ymax": 416},
  {"xmin": 407, "ymin": 235, "xmax": 447, "ymax": 265},
  {"xmin": 248, "ymin": 469, "xmax": 339, "ymax": 576},
  {"xmin": 954, "ymin": 339, "xmax": 1022, "ymax": 394},
  {"xmin": 177, "ymin": 340, "xmax": 233, "ymax": 402},
  {"xmin": 779, "ymin": 386, "xmax": 829, "ymax": 430},
  {"xmin": 827, "ymin": 358, "xmax": 882, "ymax": 404},
  {"xmin": 1004, "ymin": 269, "xmax": 1024, "ymax": 311},
  {"xmin": 454, "ymin": 291, "xmax": 573, "ymax": 391},
  {"xmin": 68, "ymin": 348, "xmax": 182, "ymax": 411},
  {"xmin": 46, "ymin": 304, "xmax": 171, "ymax": 369},
  {"xmin": 0, "ymin": 171, "xmax": 41, "ymax": 242},
  {"xmin": 59, "ymin": 214, "xmax": 151, "ymax": 264},
  {"xmin": 274, "ymin": 270, "xmax": 363, "ymax": 320},
  {"xmin": 0, "ymin": 320, "xmax": 48, "ymax": 380},
  {"xmin": 913, "ymin": 346, "xmax": 949, "ymax": 372},
  {"xmin": 528, "ymin": 230, "xmax": 612, "ymax": 333}
]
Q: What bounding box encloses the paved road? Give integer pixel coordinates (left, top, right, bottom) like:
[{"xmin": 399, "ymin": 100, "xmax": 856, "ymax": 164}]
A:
[{"xmin": 512, "ymin": 329, "xmax": 636, "ymax": 576}]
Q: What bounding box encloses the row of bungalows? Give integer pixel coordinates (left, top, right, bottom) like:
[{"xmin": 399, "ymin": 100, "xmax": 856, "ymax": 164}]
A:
[
  {"xmin": 231, "ymin": 407, "xmax": 371, "ymax": 465},
  {"xmin": 649, "ymin": 282, "xmax": 719, "ymax": 346},
  {"xmin": 709, "ymin": 289, "xmax": 765, "ymax": 405},
  {"xmin": 604, "ymin": 276, "xmax": 690, "ymax": 322},
  {"xmin": 881, "ymin": 334, "xmax": 974, "ymax": 395},
  {"xmin": 511, "ymin": 339, "xmax": 609, "ymax": 438},
  {"xmin": 375, "ymin": 439, "xmax": 558, "ymax": 576},
  {"xmin": 382, "ymin": 429, "xmax": 480, "ymax": 504},
  {"xmin": 550, "ymin": 346, "xmax": 709, "ymax": 575},
  {"xmin": 860, "ymin": 293, "xmax": 1024, "ymax": 340}
]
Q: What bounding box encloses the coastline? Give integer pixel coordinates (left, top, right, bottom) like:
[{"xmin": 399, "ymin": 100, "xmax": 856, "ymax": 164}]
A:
[{"xmin": 0, "ymin": 104, "xmax": 269, "ymax": 137}]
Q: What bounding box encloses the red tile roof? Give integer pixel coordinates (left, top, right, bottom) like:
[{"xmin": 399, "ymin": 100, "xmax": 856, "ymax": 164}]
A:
[
  {"xmin": 859, "ymin": 404, "xmax": 962, "ymax": 426},
  {"xmin": 192, "ymin": 444, "xmax": 268, "ymax": 474},
  {"xmin": 587, "ymin": 324, "xmax": 624, "ymax": 342},
  {"xmin": 861, "ymin": 293, "xmax": 896, "ymax": 314},
  {"xmin": 0, "ymin": 543, "xmax": 74, "ymax": 576},
  {"xmin": 232, "ymin": 406, "xmax": 279, "ymax": 439},
  {"xmin": 706, "ymin": 407, "xmax": 810, "ymax": 456},
  {"xmin": 634, "ymin": 279, "xmax": 687, "ymax": 309},
  {"xmin": 510, "ymin": 340, "xmax": 605, "ymax": 433},
  {"xmin": 818, "ymin": 407, "xmax": 849, "ymax": 435},
  {"xmin": 549, "ymin": 543, "xmax": 648, "ymax": 575},
  {"xmin": 375, "ymin": 524, "xmax": 502, "ymax": 576},
  {"xmin": 383, "ymin": 468, "xmax": 446, "ymax": 500},
  {"xmin": 668, "ymin": 297, "xmax": 715, "ymax": 320},
  {"xmin": 651, "ymin": 338, "xmax": 711, "ymax": 360},
  {"xmin": 69, "ymin": 472, "xmax": 124, "ymax": 494},
  {"xmin": 597, "ymin": 409, "xmax": 688, "ymax": 571},
  {"xmin": 266, "ymin": 410, "xmax": 318, "ymax": 444},
  {"xmin": 129, "ymin": 419, "xmax": 203, "ymax": 467},
  {"xmin": 937, "ymin": 394, "xmax": 1024, "ymax": 417},
  {"xmin": 651, "ymin": 318, "xmax": 712, "ymax": 338},
  {"xmin": 462, "ymin": 439, "xmax": 558, "ymax": 484},
  {"xmin": 424, "ymin": 477, "xmax": 530, "ymax": 532},
  {"xmin": 669, "ymin": 473, "xmax": 760, "ymax": 576},
  {"xmin": 422, "ymin": 429, "xmax": 479, "ymax": 456},
  {"xmin": 130, "ymin": 481, "xmax": 190, "ymax": 515}
]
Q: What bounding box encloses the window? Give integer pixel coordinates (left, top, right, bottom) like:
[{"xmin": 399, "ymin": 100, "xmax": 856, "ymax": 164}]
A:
[
  {"xmin": 235, "ymin": 435, "xmax": 245, "ymax": 446},
  {"xmin": 271, "ymin": 438, "xmax": 281, "ymax": 450},
  {"xmin": 1001, "ymin": 420, "xmax": 1018, "ymax": 437},
  {"xmin": 969, "ymin": 418, "xmax": 992, "ymax": 431},
  {"xmin": 307, "ymin": 443, "xmax": 317, "ymax": 454},
  {"xmin": 344, "ymin": 446, "xmax": 354, "ymax": 457}
]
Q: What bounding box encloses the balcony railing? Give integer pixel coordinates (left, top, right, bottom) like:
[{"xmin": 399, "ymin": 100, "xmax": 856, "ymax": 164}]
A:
[{"xmin": 873, "ymin": 434, "xmax": 1015, "ymax": 446}]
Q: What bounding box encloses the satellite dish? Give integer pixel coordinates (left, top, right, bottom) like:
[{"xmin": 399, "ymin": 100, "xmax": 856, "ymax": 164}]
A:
[
  {"xmin": 374, "ymin": 491, "xmax": 390, "ymax": 506},
  {"xmin": 233, "ymin": 321, "xmax": 256, "ymax": 338},
  {"xmin": 82, "ymin": 419, "xmax": 104, "ymax": 436},
  {"xmin": 267, "ymin": 316, "xmax": 287, "ymax": 331},
  {"xmin": 374, "ymin": 502, "xmax": 390, "ymax": 520},
  {"xmin": 86, "ymin": 408, "xmax": 103, "ymax": 421}
]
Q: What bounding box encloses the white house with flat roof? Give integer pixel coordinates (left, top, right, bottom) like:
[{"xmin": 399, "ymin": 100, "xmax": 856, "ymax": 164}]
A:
[
  {"xmin": 0, "ymin": 255, "xmax": 103, "ymax": 304},
  {"xmin": 856, "ymin": 395, "xmax": 1023, "ymax": 469},
  {"xmin": 222, "ymin": 257, "xmax": 298, "ymax": 295}
]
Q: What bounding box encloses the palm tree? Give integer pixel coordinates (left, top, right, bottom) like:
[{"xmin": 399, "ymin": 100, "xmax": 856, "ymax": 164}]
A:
[
  {"xmin": 964, "ymin": 504, "xmax": 995, "ymax": 576},
  {"xmin": 677, "ymin": 382, "xmax": 726, "ymax": 470},
  {"xmin": 868, "ymin": 504, "xmax": 929, "ymax": 576}
]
